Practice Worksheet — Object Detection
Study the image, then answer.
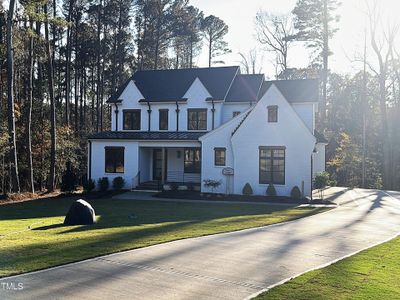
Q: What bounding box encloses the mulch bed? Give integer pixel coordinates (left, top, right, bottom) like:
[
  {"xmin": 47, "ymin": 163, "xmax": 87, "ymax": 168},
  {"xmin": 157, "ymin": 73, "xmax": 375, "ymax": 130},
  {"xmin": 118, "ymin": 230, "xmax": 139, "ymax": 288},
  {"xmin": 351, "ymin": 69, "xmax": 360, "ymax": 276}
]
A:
[{"xmin": 154, "ymin": 191, "xmax": 334, "ymax": 205}]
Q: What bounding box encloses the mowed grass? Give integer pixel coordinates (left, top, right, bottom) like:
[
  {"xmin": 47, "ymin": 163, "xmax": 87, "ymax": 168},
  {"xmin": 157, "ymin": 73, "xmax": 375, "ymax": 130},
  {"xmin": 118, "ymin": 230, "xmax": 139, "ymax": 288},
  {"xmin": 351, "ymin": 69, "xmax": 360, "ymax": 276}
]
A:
[
  {"xmin": 0, "ymin": 197, "xmax": 327, "ymax": 278},
  {"xmin": 256, "ymin": 236, "xmax": 400, "ymax": 300}
]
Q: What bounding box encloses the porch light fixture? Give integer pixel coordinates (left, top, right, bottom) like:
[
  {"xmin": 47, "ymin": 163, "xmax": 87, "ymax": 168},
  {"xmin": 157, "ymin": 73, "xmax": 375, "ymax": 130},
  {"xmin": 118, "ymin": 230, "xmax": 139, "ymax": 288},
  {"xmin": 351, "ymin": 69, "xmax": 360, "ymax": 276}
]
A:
[{"xmin": 177, "ymin": 150, "xmax": 181, "ymax": 159}]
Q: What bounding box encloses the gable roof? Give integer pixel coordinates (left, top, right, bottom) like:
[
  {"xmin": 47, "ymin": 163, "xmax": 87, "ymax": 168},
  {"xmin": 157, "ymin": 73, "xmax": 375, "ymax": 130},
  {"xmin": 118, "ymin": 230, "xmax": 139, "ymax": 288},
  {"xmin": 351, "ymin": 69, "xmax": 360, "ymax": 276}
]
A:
[
  {"xmin": 225, "ymin": 74, "xmax": 264, "ymax": 102},
  {"xmin": 108, "ymin": 66, "xmax": 240, "ymax": 103},
  {"xmin": 259, "ymin": 79, "xmax": 319, "ymax": 103}
]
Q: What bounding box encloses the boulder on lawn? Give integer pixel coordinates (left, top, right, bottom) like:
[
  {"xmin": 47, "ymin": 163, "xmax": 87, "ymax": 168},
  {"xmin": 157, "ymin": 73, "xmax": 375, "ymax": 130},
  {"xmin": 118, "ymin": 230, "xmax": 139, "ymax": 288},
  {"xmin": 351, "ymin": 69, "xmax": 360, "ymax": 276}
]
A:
[{"xmin": 64, "ymin": 199, "xmax": 96, "ymax": 225}]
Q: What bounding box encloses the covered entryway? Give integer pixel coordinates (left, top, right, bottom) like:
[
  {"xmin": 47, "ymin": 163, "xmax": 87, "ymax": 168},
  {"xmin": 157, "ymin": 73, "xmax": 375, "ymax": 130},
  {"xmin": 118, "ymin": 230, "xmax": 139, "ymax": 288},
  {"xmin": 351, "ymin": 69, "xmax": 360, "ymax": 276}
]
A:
[
  {"xmin": 152, "ymin": 149, "xmax": 167, "ymax": 181},
  {"xmin": 136, "ymin": 145, "xmax": 201, "ymax": 190}
]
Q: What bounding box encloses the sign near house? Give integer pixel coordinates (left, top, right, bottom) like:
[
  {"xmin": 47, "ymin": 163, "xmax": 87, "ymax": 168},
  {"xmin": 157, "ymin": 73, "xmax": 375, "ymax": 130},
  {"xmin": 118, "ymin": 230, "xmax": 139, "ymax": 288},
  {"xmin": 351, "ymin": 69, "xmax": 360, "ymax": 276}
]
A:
[{"xmin": 222, "ymin": 167, "xmax": 234, "ymax": 176}]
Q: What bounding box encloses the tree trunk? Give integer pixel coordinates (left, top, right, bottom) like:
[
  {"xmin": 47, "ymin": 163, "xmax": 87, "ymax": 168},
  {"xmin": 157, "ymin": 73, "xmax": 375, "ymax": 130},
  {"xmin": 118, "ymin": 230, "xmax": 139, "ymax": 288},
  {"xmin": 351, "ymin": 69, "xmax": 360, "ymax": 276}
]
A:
[
  {"xmin": 44, "ymin": 4, "xmax": 57, "ymax": 192},
  {"xmin": 321, "ymin": 0, "xmax": 329, "ymax": 124},
  {"xmin": 65, "ymin": 0, "xmax": 75, "ymax": 127},
  {"xmin": 95, "ymin": 1, "xmax": 102, "ymax": 132},
  {"xmin": 6, "ymin": 0, "xmax": 20, "ymax": 193},
  {"xmin": 26, "ymin": 19, "xmax": 35, "ymax": 194},
  {"xmin": 208, "ymin": 37, "xmax": 212, "ymax": 67}
]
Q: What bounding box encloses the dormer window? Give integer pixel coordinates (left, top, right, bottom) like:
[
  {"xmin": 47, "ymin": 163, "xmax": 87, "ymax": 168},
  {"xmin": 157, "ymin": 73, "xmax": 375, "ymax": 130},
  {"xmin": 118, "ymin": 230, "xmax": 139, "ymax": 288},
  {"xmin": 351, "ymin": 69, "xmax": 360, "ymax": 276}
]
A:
[
  {"xmin": 267, "ymin": 105, "xmax": 278, "ymax": 123},
  {"xmin": 123, "ymin": 109, "xmax": 141, "ymax": 130},
  {"xmin": 188, "ymin": 109, "xmax": 207, "ymax": 130}
]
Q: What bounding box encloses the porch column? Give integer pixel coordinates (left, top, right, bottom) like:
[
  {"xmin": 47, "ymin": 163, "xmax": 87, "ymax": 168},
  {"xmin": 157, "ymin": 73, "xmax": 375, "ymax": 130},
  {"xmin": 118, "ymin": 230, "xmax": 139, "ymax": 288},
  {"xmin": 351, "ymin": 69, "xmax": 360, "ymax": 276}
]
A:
[{"xmin": 161, "ymin": 147, "xmax": 166, "ymax": 184}]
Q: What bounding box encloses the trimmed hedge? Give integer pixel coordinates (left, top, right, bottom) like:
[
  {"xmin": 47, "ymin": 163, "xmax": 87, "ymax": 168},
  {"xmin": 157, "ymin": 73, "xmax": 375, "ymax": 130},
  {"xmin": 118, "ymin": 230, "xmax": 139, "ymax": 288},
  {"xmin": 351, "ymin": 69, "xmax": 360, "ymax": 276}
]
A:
[
  {"xmin": 266, "ymin": 183, "xmax": 277, "ymax": 196},
  {"xmin": 242, "ymin": 183, "xmax": 253, "ymax": 195},
  {"xmin": 290, "ymin": 186, "xmax": 302, "ymax": 200}
]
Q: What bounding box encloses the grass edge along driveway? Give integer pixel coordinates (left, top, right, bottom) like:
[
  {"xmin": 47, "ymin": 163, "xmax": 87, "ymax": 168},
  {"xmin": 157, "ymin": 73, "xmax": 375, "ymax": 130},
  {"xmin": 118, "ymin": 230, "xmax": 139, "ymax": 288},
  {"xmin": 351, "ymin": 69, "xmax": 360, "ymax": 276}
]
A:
[
  {"xmin": 256, "ymin": 235, "xmax": 400, "ymax": 300},
  {"xmin": 0, "ymin": 197, "xmax": 329, "ymax": 278}
]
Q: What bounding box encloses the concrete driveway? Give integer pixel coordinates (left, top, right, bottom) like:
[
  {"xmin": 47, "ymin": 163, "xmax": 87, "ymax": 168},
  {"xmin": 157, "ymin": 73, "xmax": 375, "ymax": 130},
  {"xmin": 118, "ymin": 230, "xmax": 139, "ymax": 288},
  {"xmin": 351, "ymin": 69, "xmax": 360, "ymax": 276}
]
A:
[{"xmin": 1, "ymin": 188, "xmax": 400, "ymax": 300}]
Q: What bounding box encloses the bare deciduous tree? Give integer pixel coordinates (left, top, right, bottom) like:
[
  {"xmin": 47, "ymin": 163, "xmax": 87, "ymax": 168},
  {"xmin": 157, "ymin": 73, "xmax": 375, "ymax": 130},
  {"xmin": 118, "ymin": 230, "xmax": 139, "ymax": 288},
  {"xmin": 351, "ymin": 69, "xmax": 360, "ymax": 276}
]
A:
[
  {"xmin": 366, "ymin": 0, "xmax": 399, "ymax": 189},
  {"xmin": 238, "ymin": 48, "xmax": 263, "ymax": 74},
  {"xmin": 255, "ymin": 11, "xmax": 295, "ymax": 78}
]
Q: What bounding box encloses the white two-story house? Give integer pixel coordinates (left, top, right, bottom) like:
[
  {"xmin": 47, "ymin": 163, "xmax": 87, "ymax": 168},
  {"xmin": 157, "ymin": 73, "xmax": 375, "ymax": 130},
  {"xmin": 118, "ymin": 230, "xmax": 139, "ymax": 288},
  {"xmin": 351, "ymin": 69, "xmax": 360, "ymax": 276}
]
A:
[{"xmin": 88, "ymin": 66, "xmax": 327, "ymax": 197}]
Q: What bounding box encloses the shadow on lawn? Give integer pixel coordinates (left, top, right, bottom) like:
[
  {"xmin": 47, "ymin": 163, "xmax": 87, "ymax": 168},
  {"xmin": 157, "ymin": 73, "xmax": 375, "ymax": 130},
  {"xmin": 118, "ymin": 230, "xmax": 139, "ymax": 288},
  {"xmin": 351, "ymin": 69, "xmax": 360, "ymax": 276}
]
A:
[{"xmin": 49, "ymin": 205, "xmax": 315, "ymax": 234}]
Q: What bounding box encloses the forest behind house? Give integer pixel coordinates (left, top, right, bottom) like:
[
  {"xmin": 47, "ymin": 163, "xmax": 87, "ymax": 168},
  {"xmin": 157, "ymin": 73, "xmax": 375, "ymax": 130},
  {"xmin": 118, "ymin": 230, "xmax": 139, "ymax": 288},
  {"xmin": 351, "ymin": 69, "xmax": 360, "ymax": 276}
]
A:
[{"xmin": 0, "ymin": 0, "xmax": 399, "ymax": 195}]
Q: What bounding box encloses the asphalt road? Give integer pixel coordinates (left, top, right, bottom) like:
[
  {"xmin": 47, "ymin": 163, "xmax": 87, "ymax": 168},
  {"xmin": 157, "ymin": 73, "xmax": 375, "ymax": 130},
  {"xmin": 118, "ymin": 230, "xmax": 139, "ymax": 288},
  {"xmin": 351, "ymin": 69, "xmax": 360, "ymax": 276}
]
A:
[{"xmin": 1, "ymin": 187, "xmax": 400, "ymax": 300}]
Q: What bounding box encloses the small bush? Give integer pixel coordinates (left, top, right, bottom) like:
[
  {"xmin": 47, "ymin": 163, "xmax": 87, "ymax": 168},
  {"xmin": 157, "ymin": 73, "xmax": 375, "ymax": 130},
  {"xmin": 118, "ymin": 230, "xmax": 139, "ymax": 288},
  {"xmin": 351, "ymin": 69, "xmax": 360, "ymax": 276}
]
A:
[
  {"xmin": 290, "ymin": 186, "xmax": 302, "ymax": 200},
  {"xmin": 170, "ymin": 182, "xmax": 179, "ymax": 191},
  {"xmin": 242, "ymin": 183, "xmax": 253, "ymax": 195},
  {"xmin": 98, "ymin": 177, "xmax": 109, "ymax": 192},
  {"xmin": 61, "ymin": 162, "xmax": 77, "ymax": 193},
  {"xmin": 187, "ymin": 182, "xmax": 195, "ymax": 191},
  {"xmin": 203, "ymin": 179, "xmax": 222, "ymax": 193},
  {"xmin": 112, "ymin": 176, "xmax": 125, "ymax": 190},
  {"xmin": 314, "ymin": 172, "xmax": 330, "ymax": 200},
  {"xmin": 83, "ymin": 178, "xmax": 96, "ymax": 193},
  {"xmin": 314, "ymin": 172, "xmax": 330, "ymax": 190},
  {"xmin": 266, "ymin": 183, "xmax": 277, "ymax": 196}
]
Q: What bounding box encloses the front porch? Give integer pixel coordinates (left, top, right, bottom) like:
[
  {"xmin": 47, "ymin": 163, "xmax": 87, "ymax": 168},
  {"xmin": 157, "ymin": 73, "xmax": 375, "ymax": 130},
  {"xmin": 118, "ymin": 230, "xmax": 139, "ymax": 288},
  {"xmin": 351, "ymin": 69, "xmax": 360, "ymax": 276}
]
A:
[{"xmin": 135, "ymin": 147, "xmax": 201, "ymax": 190}]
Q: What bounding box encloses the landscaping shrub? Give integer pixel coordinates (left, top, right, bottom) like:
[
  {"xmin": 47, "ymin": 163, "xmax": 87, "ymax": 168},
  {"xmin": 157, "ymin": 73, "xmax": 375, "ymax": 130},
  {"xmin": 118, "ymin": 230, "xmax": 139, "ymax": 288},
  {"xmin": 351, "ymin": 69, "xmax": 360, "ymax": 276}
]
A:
[
  {"xmin": 61, "ymin": 162, "xmax": 77, "ymax": 193},
  {"xmin": 203, "ymin": 179, "xmax": 222, "ymax": 193},
  {"xmin": 83, "ymin": 178, "xmax": 95, "ymax": 193},
  {"xmin": 242, "ymin": 183, "xmax": 253, "ymax": 195},
  {"xmin": 290, "ymin": 186, "xmax": 302, "ymax": 200},
  {"xmin": 170, "ymin": 182, "xmax": 179, "ymax": 191},
  {"xmin": 112, "ymin": 176, "xmax": 125, "ymax": 190},
  {"xmin": 314, "ymin": 172, "xmax": 330, "ymax": 199},
  {"xmin": 187, "ymin": 181, "xmax": 195, "ymax": 191},
  {"xmin": 98, "ymin": 177, "xmax": 109, "ymax": 192},
  {"xmin": 266, "ymin": 183, "xmax": 277, "ymax": 196}
]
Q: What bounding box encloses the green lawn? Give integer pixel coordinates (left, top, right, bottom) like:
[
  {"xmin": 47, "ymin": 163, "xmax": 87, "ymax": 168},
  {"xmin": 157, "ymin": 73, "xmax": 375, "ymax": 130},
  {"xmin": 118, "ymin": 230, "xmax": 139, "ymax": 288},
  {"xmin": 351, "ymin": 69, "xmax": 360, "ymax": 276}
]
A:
[
  {"xmin": 0, "ymin": 196, "xmax": 326, "ymax": 278},
  {"xmin": 256, "ymin": 236, "xmax": 400, "ymax": 300}
]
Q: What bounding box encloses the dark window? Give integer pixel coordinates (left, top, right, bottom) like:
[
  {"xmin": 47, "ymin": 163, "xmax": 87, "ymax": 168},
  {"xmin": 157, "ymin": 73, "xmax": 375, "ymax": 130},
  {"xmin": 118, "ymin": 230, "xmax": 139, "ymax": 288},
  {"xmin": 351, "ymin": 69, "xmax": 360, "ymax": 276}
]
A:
[
  {"xmin": 268, "ymin": 106, "xmax": 278, "ymax": 123},
  {"xmin": 123, "ymin": 110, "xmax": 141, "ymax": 130},
  {"xmin": 159, "ymin": 109, "xmax": 168, "ymax": 130},
  {"xmin": 259, "ymin": 147, "xmax": 285, "ymax": 184},
  {"xmin": 188, "ymin": 109, "xmax": 207, "ymax": 130},
  {"xmin": 233, "ymin": 111, "xmax": 241, "ymax": 117},
  {"xmin": 184, "ymin": 148, "xmax": 201, "ymax": 173},
  {"xmin": 105, "ymin": 147, "xmax": 124, "ymax": 173},
  {"xmin": 214, "ymin": 148, "xmax": 226, "ymax": 166}
]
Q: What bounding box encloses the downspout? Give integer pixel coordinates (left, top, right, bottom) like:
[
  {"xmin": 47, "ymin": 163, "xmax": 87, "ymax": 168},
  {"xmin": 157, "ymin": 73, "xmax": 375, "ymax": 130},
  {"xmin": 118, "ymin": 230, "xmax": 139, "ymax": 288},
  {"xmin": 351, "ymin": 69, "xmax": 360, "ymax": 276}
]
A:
[
  {"xmin": 211, "ymin": 99, "xmax": 215, "ymax": 130},
  {"xmin": 88, "ymin": 141, "xmax": 92, "ymax": 181},
  {"xmin": 147, "ymin": 101, "xmax": 151, "ymax": 131},
  {"xmin": 175, "ymin": 101, "xmax": 180, "ymax": 131},
  {"xmin": 114, "ymin": 103, "xmax": 119, "ymax": 131}
]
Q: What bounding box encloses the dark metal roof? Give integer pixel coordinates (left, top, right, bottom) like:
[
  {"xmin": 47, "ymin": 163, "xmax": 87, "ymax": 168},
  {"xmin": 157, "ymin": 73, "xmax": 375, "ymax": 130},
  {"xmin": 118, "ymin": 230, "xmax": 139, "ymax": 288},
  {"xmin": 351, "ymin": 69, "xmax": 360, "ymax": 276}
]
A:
[
  {"xmin": 314, "ymin": 130, "xmax": 328, "ymax": 143},
  {"xmin": 258, "ymin": 79, "xmax": 319, "ymax": 103},
  {"xmin": 225, "ymin": 74, "xmax": 264, "ymax": 102},
  {"xmin": 110, "ymin": 66, "xmax": 240, "ymax": 103},
  {"xmin": 88, "ymin": 131, "xmax": 206, "ymax": 141}
]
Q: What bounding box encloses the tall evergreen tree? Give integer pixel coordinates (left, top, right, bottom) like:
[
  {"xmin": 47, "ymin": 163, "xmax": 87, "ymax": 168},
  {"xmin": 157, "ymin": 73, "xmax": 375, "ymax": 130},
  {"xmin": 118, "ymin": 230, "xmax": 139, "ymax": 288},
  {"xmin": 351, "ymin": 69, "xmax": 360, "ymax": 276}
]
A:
[
  {"xmin": 6, "ymin": 0, "xmax": 20, "ymax": 193},
  {"xmin": 201, "ymin": 15, "xmax": 230, "ymax": 67},
  {"xmin": 292, "ymin": 0, "xmax": 340, "ymax": 124}
]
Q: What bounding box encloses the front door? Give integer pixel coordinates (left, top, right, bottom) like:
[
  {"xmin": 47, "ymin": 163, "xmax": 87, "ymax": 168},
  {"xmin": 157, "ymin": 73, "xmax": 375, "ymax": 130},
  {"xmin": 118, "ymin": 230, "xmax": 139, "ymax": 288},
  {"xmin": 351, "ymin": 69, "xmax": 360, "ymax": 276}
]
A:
[{"xmin": 152, "ymin": 149, "xmax": 167, "ymax": 181}]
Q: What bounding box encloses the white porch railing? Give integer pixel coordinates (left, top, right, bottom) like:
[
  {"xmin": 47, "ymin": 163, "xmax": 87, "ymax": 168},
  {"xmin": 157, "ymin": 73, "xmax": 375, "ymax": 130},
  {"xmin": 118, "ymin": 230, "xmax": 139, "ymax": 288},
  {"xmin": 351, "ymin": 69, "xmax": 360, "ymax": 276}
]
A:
[
  {"xmin": 132, "ymin": 171, "xmax": 141, "ymax": 189},
  {"xmin": 166, "ymin": 171, "xmax": 201, "ymax": 183}
]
